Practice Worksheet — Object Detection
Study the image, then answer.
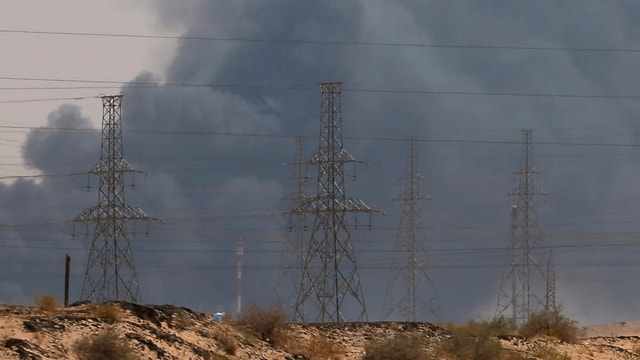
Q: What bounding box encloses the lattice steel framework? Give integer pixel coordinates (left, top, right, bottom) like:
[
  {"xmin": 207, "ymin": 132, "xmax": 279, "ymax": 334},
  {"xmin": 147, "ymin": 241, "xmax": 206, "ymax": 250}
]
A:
[
  {"xmin": 276, "ymin": 137, "xmax": 308, "ymax": 309},
  {"xmin": 75, "ymin": 95, "xmax": 152, "ymax": 303},
  {"xmin": 496, "ymin": 129, "xmax": 547, "ymax": 323},
  {"xmin": 383, "ymin": 136, "xmax": 439, "ymax": 322},
  {"xmin": 545, "ymin": 250, "xmax": 557, "ymax": 313},
  {"xmin": 293, "ymin": 82, "xmax": 378, "ymax": 323}
]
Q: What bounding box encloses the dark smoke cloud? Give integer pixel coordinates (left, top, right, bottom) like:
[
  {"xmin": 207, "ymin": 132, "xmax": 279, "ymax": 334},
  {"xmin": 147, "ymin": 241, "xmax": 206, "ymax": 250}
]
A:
[
  {"xmin": 4, "ymin": 0, "xmax": 640, "ymax": 324},
  {"xmin": 22, "ymin": 104, "xmax": 97, "ymax": 174}
]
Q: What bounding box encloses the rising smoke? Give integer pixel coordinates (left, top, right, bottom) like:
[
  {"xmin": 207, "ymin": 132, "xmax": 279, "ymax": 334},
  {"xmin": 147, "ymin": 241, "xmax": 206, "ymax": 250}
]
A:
[{"xmin": 3, "ymin": 0, "xmax": 640, "ymax": 324}]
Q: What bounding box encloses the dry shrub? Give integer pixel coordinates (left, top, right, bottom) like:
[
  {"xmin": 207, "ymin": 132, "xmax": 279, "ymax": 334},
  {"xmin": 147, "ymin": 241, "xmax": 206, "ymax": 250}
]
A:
[
  {"xmin": 437, "ymin": 328, "xmax": 503, "ymax": 360},
  {"xmin": 363, "ymin": 334, "xmax": 429, "ymax": 360},
  {"xmin": 236, "ymin": 303, "xmax": 288, "ymax": 346},
  {"xmin": 92, "ymin": 302, "xmax": 122, "ymax": 321},
  {"xmin": 486, "ymin": 316, "xmax": 518, "ymax": 336},
  {"xmin": 519, "ymin": 309, "xmax": 578, "ymax": 342},
  {"xmin": 289, "ymin": 337, "xmax": 345, "ymax": 360},
  {"xmin": 36, "ymin": 294, "xmax": 59, "ymax": 312},
  {"xmin": 436, "ymin": 317, "xmax": 519, "ymax": 360},
  {"xmin": 74, "ymin": 327, "xmax": 139, "ymax": 360},
  {"xmin": 171, "ymin": 310, "xmax": 194, "ymax": 330},
  {"xmin": 443, "ymin": 316, "xmax": 517, "ymax": 338},
  {"xmin": 214, "ymin": 331, "xmax": 237, "ymax": 356}
]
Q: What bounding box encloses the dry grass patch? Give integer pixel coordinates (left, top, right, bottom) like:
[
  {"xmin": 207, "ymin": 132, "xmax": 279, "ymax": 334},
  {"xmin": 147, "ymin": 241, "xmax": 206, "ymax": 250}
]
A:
[
  {"xmin": 92, "ymin": 302, "xmax": 122, "ymax": 321},
  {"xmin": 437, "ymin": 318, "xmax": 517, "ymax": 360},
  {"xmin": 236, "ymin": 303, "xmax": 289, "ymax": 347},
  {"xmin": 519, "ymin": 309, "xmax": 578, "ymax": 342},
  {"xmin": 437, "ymin": 329, "xmax": 503, "ymax": 360},
  {"xmin": 74, "ymin": 327, "xmax": 139, "ymax": 360},
  {"xmin": 213, "ymin": 331, "xmax": 237, "ymax": 356},
  {"xmin": 441, "ymin": 316, "xmax": 517, "ymax": 338},
  {"xmin": 363, "ymin": 334, "xmax": 429, "ymax": 360},
  {"xmin": 288, "ymin": 336, "xmax": 345, "ymax": 360},
  {"xmin": 35, "ymin": 294, "xmax": 59, "ymax": 312},
  {"xmin": 171, "ymin": 310, "xmax": 194, "ymax": 330}
]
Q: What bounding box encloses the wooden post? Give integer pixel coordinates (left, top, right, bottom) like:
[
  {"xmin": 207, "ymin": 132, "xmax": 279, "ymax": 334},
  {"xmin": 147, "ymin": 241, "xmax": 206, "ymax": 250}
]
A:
[{"xmin": 64, "ymin": 254, "xmax": 70, "ymax": 307}]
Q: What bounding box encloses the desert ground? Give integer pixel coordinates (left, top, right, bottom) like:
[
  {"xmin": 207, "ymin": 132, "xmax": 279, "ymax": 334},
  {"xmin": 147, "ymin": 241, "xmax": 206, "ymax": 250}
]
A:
[{"xmin": 1, "ymin": 301, "xmax": 640, "ymax": 359}]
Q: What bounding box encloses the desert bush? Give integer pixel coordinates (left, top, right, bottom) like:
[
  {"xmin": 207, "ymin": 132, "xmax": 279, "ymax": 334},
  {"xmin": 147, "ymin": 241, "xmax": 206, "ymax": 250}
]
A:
[
  {"xmin": 486, "ymin": 316, "xmax": 518, "ymax": 336},
  {"xmin": 444, "ymin": 316, "xmax": 517, "ymax": 338},
  {"xmin": 519, "ymin": 309, "xmax": 578, "ymax": 342},
  {"xmin": 236, "ymin": 303, "xmax": 288, "ymax": 346},
  {"xmin": 92, "ymin": 302, "xmax": 122, "ymax": 320},
  {"xmin": 171, "ymin": 310, "xmax": 194, "ymax": 330},
  {"xmin": 437, "ymin": 327, "xmax": 503, "ymax": 360},
  {"xmin": 289, "ymin": 336, "xmax": 345, "ymax": 360},
  {"xmin": 214, "ymin": 331, "xmax": 237, "ymax": 356},
  {"xmin": 36, "ymin": 294, "xmax": 59, "ymax": 311},
  {"xmin": 363, "ymin": 334, "xmax": 428, "ymax": 360},
  {"xmin": 74, "ymin": 327, "xmax": 139, "ymax": 360},
  {"xmin": 436, "ymin": 317, "xmax": 520, "ymax": 360}
]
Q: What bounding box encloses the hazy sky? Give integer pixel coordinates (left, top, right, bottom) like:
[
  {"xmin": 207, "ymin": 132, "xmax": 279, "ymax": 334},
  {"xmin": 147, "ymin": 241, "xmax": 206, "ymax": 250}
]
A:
[
  {"xmin": 0, "ymin": 0, "xmax": 177, "ymax": 176},
  {"xmin": 3, "ymin": 0, "xmax": 640, "ymax": 326}
]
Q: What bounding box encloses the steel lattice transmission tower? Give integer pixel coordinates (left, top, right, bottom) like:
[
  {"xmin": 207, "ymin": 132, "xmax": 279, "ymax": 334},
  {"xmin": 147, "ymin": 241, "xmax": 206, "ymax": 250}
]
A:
[
  {"xmin": 545, "ymin": 250, "xmax": 557, "ymax": 313},
  {"xmin": 293, "ymin": 82, "xmax": 379, "ymax": 323},
  {"xmin": 495, "ymin": 129, "xmax": 548, "ymax": 323},
  {"xmin": 75, "ymin": 95, "xmax": 153, "ymax": 303},
  {"xmin": 275, "ymin": 136, "xmax": 308, "ymax": 308},
  {"xmin": 383, "ymin": 136, "xmax": 439, "ymax": 322}
]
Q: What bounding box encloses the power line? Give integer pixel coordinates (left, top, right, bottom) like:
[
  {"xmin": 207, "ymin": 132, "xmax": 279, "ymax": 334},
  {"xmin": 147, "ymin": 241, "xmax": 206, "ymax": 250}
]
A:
[
  {"xmin": 3, "ymin": 240, "xmax": 640, "ymax": 256},
  {"xmin": 3, "ymin": 76, "xmax": 640, "ymax": 100},
  {"xmin": 0, "ymin": 95, "xmax": 98, "ymax": 104},
  {"xmin": 3, "ymin": 28, "xmax": 640, "ymax": 54},
  {"xmin": 0, "ymin": 171, "xmax": 89, "ymax": 180},
  {"xmin": 2, "ymin": 124, "xmax": 640, "ymax": 148}
]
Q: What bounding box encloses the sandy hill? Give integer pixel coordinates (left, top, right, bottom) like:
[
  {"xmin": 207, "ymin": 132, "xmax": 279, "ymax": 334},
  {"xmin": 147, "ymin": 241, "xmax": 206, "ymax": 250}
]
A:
[{"xmin": 1, "ymin": 301, "xmax": 640, "ymax": 359}]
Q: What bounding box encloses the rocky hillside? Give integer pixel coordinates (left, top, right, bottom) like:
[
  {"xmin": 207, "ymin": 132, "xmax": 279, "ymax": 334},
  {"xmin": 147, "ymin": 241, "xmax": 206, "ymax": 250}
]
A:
[{"xmin": 1, "ymin": 301, "xmax": 640, "ymax": 359}]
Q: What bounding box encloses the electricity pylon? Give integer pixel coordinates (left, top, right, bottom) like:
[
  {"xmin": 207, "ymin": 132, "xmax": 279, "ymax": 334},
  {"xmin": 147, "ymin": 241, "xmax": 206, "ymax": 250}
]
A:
[
  {"xmin": 293, "ymin": 82, "xmax": 379, "ymax": 323},
  {"xmin": 545, "ymin": 250, "xmax": 557, "ymax": 313},
  {"xmin": 383, "ymin": 136, "xmax": 439, "ymax": 322},
  {"xmin": 275, "ymin": 136, "xmax": 308, "ymax": 311},
  {"xmin": 74, "ymin": 95, "xmax": 153, "ymax": 303},
  {"xmin": 495, "ymin": 129, "xmax": 547, "ymax": 323}
]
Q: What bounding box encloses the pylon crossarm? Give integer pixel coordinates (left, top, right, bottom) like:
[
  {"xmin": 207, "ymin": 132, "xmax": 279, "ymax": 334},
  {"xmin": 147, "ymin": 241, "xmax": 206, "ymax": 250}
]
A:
[
  {"xmin": 90, "ymin": 158, "xmax": 142, "ymax": 174},
  {"xmin": 293, "ymin": 197, "xmax": 380, "ymax": 214},
  {"xmin": 309, "ymin": 148, "xmax": 363, "ymax": 165}
]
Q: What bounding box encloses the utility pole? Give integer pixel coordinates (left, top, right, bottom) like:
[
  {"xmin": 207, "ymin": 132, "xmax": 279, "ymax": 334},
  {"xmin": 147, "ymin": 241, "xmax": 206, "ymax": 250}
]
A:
[
  {"xmin": 293, "ymin": 82, "xmax": 379, "ymax": 323},
  {"xmin": 496, "ymin": 129, "xmax": 546, "ymax": 323},
  {"xmin": 383, "ymin": 136, "xmax": 439, "ymax": 322},
  {"xmin": 64, "ymin": 254, "xmax": 70, "ymax": 307},
  {"xmin": 75, "ymin": 95, "xmax": 153, "ymax": 303}
]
